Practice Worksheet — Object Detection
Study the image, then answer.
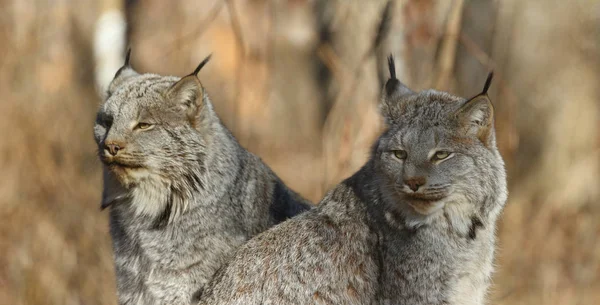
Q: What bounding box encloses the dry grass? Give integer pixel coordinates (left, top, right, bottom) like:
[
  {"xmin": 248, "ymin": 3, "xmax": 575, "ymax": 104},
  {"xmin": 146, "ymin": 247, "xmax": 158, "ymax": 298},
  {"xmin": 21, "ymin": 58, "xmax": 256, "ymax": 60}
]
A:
[
  {"xmin": 0, "ymin": 1, "xmax": 599, "ymax": 305},
  {"xmin": 0, "ymin": 2, "xmax": 116, "ymax": 304}
]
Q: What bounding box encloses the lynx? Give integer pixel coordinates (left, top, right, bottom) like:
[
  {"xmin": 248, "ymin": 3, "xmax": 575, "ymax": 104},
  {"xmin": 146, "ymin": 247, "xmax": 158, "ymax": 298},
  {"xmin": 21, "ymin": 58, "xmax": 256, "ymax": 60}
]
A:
[
  {"xmin": 197, "ymin": 56, "xmax": 507, "ymax": 305},
  {"xmin": 94, "ymin": 52, "xmax": 312, "ymax": 305}
]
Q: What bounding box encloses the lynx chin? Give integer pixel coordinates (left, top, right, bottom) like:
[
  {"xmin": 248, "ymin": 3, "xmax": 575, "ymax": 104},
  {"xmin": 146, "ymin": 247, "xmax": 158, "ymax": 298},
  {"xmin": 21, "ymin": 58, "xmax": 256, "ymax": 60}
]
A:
[
  {"xmin": 94, "ymin": 51, "xmax": 312, "ymax": 305},
  {"xmin": 197, "ymin": 55, "xmax": 507, "ymax": 305}
]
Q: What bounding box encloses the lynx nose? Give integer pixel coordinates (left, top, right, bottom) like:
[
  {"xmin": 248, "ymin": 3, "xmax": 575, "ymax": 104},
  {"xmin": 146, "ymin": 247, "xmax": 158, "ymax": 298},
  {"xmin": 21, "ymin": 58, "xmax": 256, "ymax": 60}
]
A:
[
  {"xmin": 404, "ymin": 177, "xmax": 426, "ymax": 192},
  {"xmin": 104, "ymin": 142, "xmax": 124, "ymax": 156}
]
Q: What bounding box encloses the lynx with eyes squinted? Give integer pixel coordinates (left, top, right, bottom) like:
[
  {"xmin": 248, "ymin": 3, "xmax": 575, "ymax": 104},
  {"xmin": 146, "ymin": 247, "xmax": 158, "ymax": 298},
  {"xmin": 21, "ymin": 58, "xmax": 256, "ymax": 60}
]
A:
[
  {"xmin": 197, "ymin": 56, "xmax": 507, "ymax": 305},
  {"xmin": 94, "ymin": 53, "xmax": 312, "ymax": 305}
]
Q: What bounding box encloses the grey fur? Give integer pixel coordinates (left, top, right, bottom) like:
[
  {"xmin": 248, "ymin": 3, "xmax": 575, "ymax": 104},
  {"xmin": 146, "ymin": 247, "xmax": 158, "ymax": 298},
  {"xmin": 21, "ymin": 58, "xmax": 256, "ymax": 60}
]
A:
[
  {"xmin": 94, "ymin": 59, "xmax": 312, "ymax": 305},
  {"xmin": 198, "ymin": 61, "xmax": 507, "ymax": 305}
]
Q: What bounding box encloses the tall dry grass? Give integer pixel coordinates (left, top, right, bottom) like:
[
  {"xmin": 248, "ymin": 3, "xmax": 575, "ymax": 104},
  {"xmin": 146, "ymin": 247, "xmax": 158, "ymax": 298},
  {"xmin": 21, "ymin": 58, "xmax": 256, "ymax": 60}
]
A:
[{"xmin": 0, "ymin": 1, "xmax": 116, "ymax": 304}]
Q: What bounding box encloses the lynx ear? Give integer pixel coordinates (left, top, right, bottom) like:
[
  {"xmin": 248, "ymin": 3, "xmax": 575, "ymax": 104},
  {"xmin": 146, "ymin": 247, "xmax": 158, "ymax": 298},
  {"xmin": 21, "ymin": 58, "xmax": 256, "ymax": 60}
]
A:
[
  {"xmin": 166, "ymin": 55, "xmax": 212, "ymax": 123},
  {"xmin": 167, "ymin": 75, "xmax": 204, "ymax": 122},
  {"xmin": 107, "ymin": 48, "xmax": 138, "ymax": 94},
  {"xmin": 456, "ymin": 72, "xmax": 495, "ymax": 145},
  {"xmin": 380, "ymin": 55, "xmax": 414, "ymax": 124}
]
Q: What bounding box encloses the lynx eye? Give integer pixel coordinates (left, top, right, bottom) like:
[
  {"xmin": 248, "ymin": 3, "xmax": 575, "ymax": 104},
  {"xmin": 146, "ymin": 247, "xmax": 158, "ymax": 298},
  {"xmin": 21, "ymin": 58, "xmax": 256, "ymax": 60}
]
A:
[
  {"xmin": 135, "ymin": 122, "xmax": 153, "ymax": 130},
  {"xmin": 392, "ymin": 150, "xmax": 407, "ymax": 160},
  {"xmin": 432, "ymin": 151, "xmax": 452, "ymax": 161}
]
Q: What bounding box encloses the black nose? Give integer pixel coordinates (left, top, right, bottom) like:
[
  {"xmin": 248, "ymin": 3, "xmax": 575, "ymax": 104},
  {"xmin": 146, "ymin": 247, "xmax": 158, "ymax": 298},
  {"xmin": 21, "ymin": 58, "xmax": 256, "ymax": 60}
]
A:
[
  {"xmin": 404, "ymin": 177, "xmax": 426, "ymax": 192},
  {"xmin": 104, "ymin": 142, "xmax": 123, "ymax": 156}
]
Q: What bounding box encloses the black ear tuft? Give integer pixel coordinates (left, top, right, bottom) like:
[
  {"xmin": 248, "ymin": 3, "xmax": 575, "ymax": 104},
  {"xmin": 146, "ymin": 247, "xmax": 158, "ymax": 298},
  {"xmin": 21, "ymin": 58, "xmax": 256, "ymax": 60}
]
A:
[
  {"xmin": 111, "ymin": 48, "xmax": 137, "ymax": 84},
  {"xmin": 383, "ymin": 54, "xmax": 413, "ymax": 101},
  {"xmin": 191, "ymin": 54, "xmax": 212, "ymax": 78},
  {"xmin": 387, "ymin": 54, "xmax": 397, "ymax": 80},
  {"xmin": 124, "ymin": 48, "xmax": 132, "ymax": 67},
  {"xmin": 385, "ymin": 55, "xmax": 400, "ymax": 96},
  {"xmin": 481, "ymin": 71, "xmax": 493, "ymax": 95},
  {"xmin": 385, "ymin": 55, "xmax": 404, "ymax": 97}
]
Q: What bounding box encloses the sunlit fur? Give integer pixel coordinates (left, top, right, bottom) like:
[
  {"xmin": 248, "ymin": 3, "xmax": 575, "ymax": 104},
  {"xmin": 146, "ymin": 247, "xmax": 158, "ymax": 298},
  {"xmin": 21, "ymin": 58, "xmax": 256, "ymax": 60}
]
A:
[
  {"xmin": 94, "ymin": 65, "xmax": 312, "ymax": 305},
  {"xmin": 197, "ymin": 65, "xmax": 507, "ymax": 305}
]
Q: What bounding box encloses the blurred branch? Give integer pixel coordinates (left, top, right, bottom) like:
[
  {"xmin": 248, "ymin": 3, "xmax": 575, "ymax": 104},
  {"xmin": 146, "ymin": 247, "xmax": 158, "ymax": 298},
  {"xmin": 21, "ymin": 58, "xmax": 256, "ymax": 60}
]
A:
[
  {"xmin": 322, "ymin": 0, "xmax": 393, "ymax": 118},
  {"xmin": 225, "ymin": 0, "xmax": 245, "ymax": 55},
  {"xmin": 321, "ymin": 0, "xmax": 393, "ymax": 189},
  {"xmin": 366, "ymin": 0, "xmax": 393, "ymax": 65},
  {"xmin": 434, "ymin": 0, "xmax": 465, "ymax": 90},
  {"xmin": 261, "ymin": 0, "xmax": 276, "ymax": 120},
  {"xmin": 265, "ymin": 1, "xmax": 276, "ymax": 73},
  {"xmin": 225, "ymin": 0, "xmax": 246, "ymax": 133},
  {"xmin": 316, "ymin": 43, "xmax": 350, "ymax": 86},
  {"xmin": 460, "ymin": 32, "xmax": 493, "ymax": 69},
  {"xmin": 164, "ymin": 0, "xmax": 225, "ymax": 56}
]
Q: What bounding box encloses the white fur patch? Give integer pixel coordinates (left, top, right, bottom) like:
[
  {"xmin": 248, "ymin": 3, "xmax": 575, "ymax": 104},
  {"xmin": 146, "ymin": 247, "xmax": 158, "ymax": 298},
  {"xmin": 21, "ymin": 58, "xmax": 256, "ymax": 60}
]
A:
[
  {"xmin": 440, "ymin": 193, "xmax": 473, "ymax": 236},
  {"xmin": 127, "ymin": 169, "xmax": 172, "ymax": 218},
  {"xmin": 407, "ymin": 200, "xmax": 445, "ymax": 215}
]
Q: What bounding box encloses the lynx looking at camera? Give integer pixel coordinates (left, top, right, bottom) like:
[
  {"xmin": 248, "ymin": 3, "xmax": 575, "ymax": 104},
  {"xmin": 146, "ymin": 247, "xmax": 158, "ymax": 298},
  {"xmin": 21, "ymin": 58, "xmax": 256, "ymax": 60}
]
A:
[{"xmin": 197, "ymin": 56, "xmax": 507, "ymax": 305}]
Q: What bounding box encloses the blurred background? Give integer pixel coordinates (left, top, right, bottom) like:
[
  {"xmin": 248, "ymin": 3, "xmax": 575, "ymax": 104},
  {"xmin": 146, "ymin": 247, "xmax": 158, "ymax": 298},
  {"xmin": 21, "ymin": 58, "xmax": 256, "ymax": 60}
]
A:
[{"xmin": 0, "ymin": 0, "xmax": 599, "ymax": 304}]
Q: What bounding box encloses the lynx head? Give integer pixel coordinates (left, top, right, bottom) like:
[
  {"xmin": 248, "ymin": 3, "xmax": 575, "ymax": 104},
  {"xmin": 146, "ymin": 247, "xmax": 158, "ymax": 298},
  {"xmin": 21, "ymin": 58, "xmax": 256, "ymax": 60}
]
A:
[
  {"xmin": 94, "ymin": 51, "xmax": 214, "ymax": 213},
  {"xmin": 374, "ymin": 56, "xmax": 506, "ymax": 220}
]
